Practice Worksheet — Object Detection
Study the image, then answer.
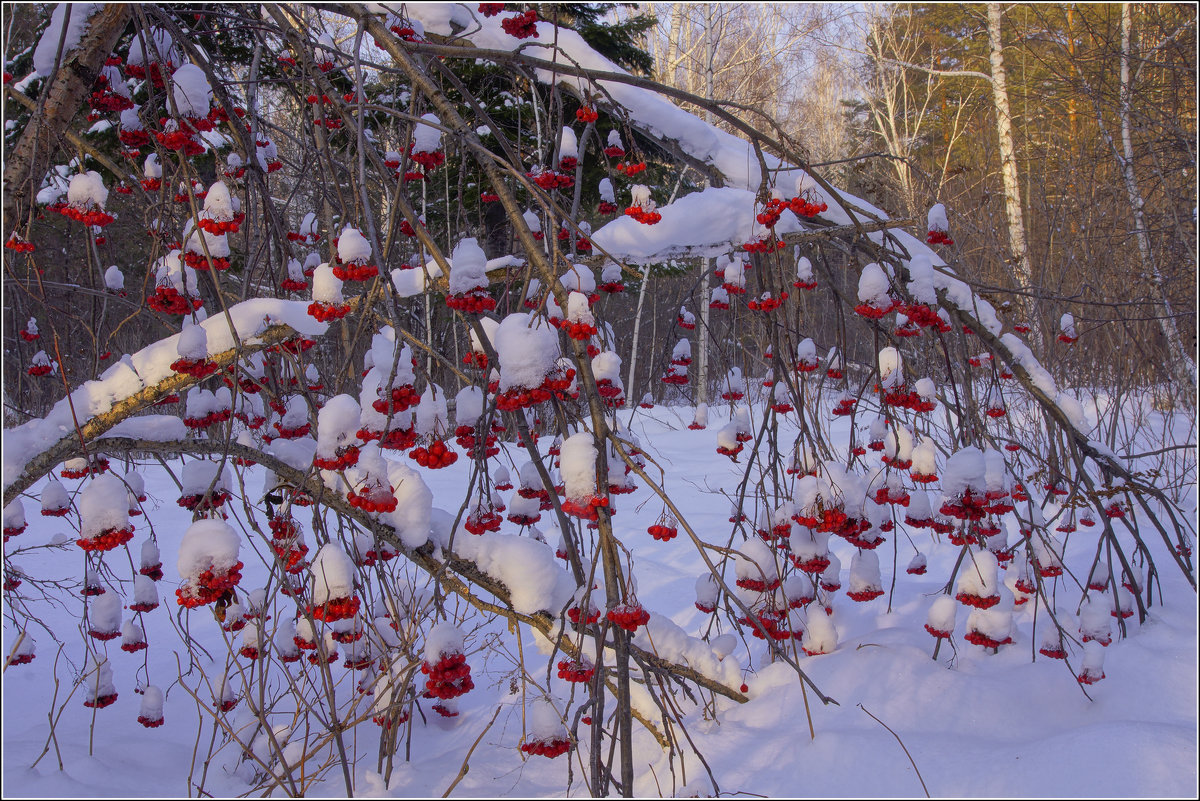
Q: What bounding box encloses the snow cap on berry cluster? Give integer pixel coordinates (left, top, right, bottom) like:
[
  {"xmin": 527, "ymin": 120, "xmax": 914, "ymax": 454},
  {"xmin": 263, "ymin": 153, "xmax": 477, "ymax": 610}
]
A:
[
  {"xmin": 454, "ymin": 385, "xmax": 484, "ymax": 427},
  {"xmin": 927, "ymin": 203, "xmax": 949, "ymax": 234},
  {"xmin": 560, "ymin": 432, "xmax": 598, "ymax": 500},
  {"xmin": 171, "ymin": 63, "xmax": 212, "ymax": 118},
  {"xmin": 558, "ymin": 126, "xmax": 578, "ymax": 159},
  {"xmin": 310, "ymin": 543, "xmax": 355, "ymax": 606},
  {"xmin": 203, "ymin": 181, "xmax": 234, "ymax": 222},
  {"xmin": 906, "ymin": 253, "xmax": 938, "ymax": 305},
  {"xmin": 942, "ymin": 447, "xmax": 986, "ymax": 497},
  {"xmin": 878, "ymin": 346, "xmax": 903, "ymax": 390},
  {"xmin": 957, "ymin": 550, "xmax": 1000, "ymax": 598},
  {"xmin": 735, "ymin": 536, "xmax": 778, "ymax": 585},
  {"xmin": 559, "ymin": 265, "xmax": 596, "ymax": 296},
  {"xmin": 415, "ymin": 384, "xmax": 448, "ymax": 436},
  {"xmin": 177, "ymin": 519, "xmax": 240, "ymax": 582},
  {"xmin": 78, "ymin": 474, "xmax": 130, "ymax": 539},
  {"xmin": 67, "ymin": 171, "xmax": 108, "ymax": 210},
  {"xmin": 312, "ymin": 264, "xmax": 343, "ymax": 304},
  {"xmin": 494, "ymin": 313, "xmax": 559, "ymax": 392},
  {"xmin": 85, "ymin": 656, "xmax": 116, "ymax": 703},
  {"xmin": 316, "ymin": 394, "xmax": 361, "ymax": 457},
  {"xmin": 528, "ymin": 698, "xmax": 567, "ymax": 743},
  {"xmin": 448, "ymin": 237, "xmax": 488, "ymax": 294},
  {"xmin": 177, "ymin": 320, "xmax": 208, "ymax": 360},
  {"xmin": 180, "ymin": 459, "xmax": 230, "ymax": 496},
  {"xmin": 424, "ymin": 620, "xmax": 464, "ymax": 663},
  {"xmin": 337, "ymin": 225, "xmax": 371, "ymax": 264},
  {"xmin": 412, "ymin": 113, "xmax": 442, "ymax": 154},
  {"xmin": 857, "ymin": 262, "xmax": 891, "ymax": 306}
]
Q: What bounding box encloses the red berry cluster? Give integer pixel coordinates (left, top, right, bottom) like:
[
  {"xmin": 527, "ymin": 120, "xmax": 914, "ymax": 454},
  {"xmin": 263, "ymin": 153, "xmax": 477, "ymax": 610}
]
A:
[
  {"xmin": 647, "ymin": 521, "xmax": 677, "ymax": 541},
  {"xmin": 410, "ymin": 439, "xmax": 457, "ymax": 469},
  {"xmin": 372, "ymin": 384, "xmax": 420, "ymax": 414},
  {"xmin": 529, "ymin": 168, "xmax": 574, "ymax": 190},
  {"xmin": 156, "ymin": 128, "xmax": 203, "ymax": 155},
  {"xmin": 522, "ymin": 737, "xmax": 571, "ymax": 758},
  {"xmin": 137, "ymin": 714, "xmax": 164, "ymax": 728},
  {"xmin": 286, "ymin": 230, "xmax": 320, "ymax": 244},
  {"xmin": 479, "ymin": 3, "xmax": 505, "ymax": 17},
  {"xmin": 76, "ymin": 525, "xmax": 135, "ymax": 552},
  {"xmin": 85, "ymin": 693, "xmax": 119, "ymax": 709},
  {"xmin": 742, "ymin": 238, "xmax": 786, "ymax": 254},
  {"xmin": 567, "ymin": 604, "xmax": 600, "ymax": 625},
  {"xmin": 180, "ymin": 251, "xmax": 230, "ymax": 271},
  {"xmin": 446, "ymin": 288, "xmax": 497, "ymax": 313},
  {"xmin": 197, "ymin": 215, "xmax": 243, "ymax": 236},
  {"xmin": 462, "ymin": 351, "xmax": 488, "ymax": 370},
  {"xmin": 5, "ymin": 234, "xmax": 35, "ymax": 253},
  {"xmin": 348, "ymin": 484, "xmax": 397, "ymax": 513},
  {"xmin": 606, "ymin": 603, "xmax": 650, "ymax": 633},
  {"xmin": 603, "ymin": 145, "xmax": 625, "ymax": 159},
  {"xmin": 557, "ymin": 658, "xmax": 594, "ymax": 683},
  {"xmin": 175, "ymin": 562, "xmax": 243, "ymax": 608},
  {"xmin": 559, "ymin": 156, "xmax": 578, "ymax": 172},
  {"xmin": 480, "ymin": 192, "xmax": 499, "ymax": 202},
  {"xmin": 332, "ymin": 262, "xmax": 378, "ymax": 282},
  {"xmin": 409, "ymin": 148, "xmax": 446, "ymax": 171},
  {"xmin": 147, "ymin": 284, "xmax": 201, "ymax": 316},
  {"xmin": 464, "ymin": 507, "xmax": 503, "ymax": 535},
  {"xmin": 954, "ymin": 591, "xmax": 1001, "ymax": 610},
  {"xmin": 169, "ymin": 357, "xmax": 219, "ymax": 378},
  {"xmin": 501, "ymin": 9, "xmax": 539, "ymax": 38},
  {"xmin": 307, "ymin": 301, "xmax": 352, "ymax": 322},
  {"xmin": 310, "ymin": 595, "xmax": 360, "ymax": 623},
  {"xmin": 561, "ymin": 494, "xmax": 609, "ymax": 521},
  {"xmin": 422, "ymin": 652, "xmax": 474, "ymax": 699},
  {"xmin": 926, "ymin": 229, "xmax": 954, "ymax": 246},
  {"xmin": 846, "ymin": 588, "xmax": 885, "ymax": 602},
  {"xmin": 853, "ymin": 298, "xmax": 897, "ymax": 319},
  {"xmin": 616, "ymin": 161, "xmax": 646, "ymax": 176},
  {"xmin": 964, "ymin": 630, "xmax": 1012, "ymax": 649},
  {"xmin": 747, "ymin": 293, "xmax": 787, "ymax": 313},
  {"xmin": 624, "ymin": 206, "xmax": 661, "ymax": 225},
  {"xmin": 59, "ymin": 205, "xmax": 115, "ymax": 227},
  {"xmin": 562, "ymin": 320, "xmax": 597, "ymax": 341},
  {"xmin": 599, "ymin": 281, "xmax": 625, "ymax": 293},
  {"xmin": 312, "ymin": 446, "xmax": 356, "ymax": 472},
  {"xmin": 576, "ymin": 106, "xmax": 599, "ymax": 123}
]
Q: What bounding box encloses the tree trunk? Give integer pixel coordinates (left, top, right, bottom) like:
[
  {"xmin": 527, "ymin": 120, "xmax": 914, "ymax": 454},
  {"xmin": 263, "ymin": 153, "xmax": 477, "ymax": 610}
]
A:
[
  {"xmin": 986, "ymin": 3, "xmax": 1036, "ymax": 328},
  {"xmin": 1117, "ymin": 3, "xmax": 1197, "ymax": 398}
]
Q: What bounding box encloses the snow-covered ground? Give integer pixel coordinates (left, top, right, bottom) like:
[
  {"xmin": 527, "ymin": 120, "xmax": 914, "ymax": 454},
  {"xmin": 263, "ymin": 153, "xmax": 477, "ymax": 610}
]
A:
[{"xmin": 3, "ymin": 404, "xmax": 1196, "ymax": 797}]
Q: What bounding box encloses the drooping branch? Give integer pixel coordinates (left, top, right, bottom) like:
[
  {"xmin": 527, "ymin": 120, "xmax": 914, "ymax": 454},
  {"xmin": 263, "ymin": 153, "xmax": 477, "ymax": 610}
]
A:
[{"xmin": 66, "ymin": 435, "xmax": 753, "ymax": 707}]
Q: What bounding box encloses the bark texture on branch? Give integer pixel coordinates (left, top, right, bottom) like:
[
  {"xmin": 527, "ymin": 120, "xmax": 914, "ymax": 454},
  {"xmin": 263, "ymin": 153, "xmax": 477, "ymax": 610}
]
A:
[{"xmin": 2, "ymin": 4, "xmax": 133, "ymax": 225}]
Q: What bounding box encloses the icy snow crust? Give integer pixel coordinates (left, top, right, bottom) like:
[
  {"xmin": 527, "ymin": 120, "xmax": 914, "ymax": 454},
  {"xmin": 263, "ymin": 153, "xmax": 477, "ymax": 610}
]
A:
[{"xmin": 3, "ymin": 299, "xmax": 327, "ymax": 492}]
